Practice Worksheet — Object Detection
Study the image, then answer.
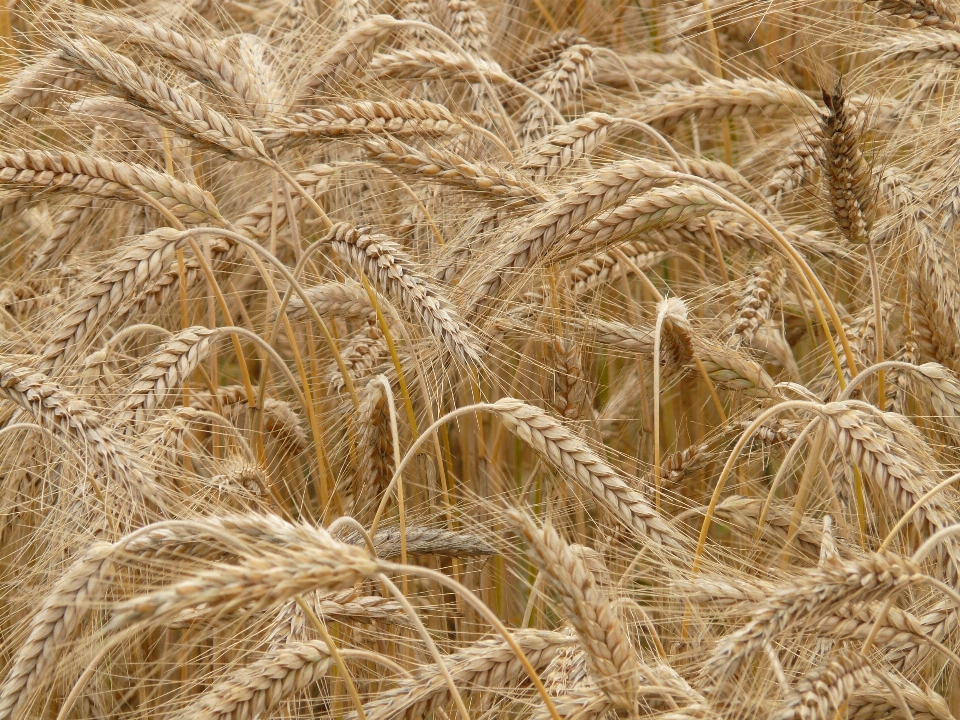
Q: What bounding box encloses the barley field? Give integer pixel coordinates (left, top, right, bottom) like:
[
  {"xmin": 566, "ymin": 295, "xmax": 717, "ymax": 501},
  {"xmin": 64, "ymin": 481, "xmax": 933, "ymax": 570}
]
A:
[{"xmin": 2, "ymin": 0, "xmax": 960, "ymax": 718}]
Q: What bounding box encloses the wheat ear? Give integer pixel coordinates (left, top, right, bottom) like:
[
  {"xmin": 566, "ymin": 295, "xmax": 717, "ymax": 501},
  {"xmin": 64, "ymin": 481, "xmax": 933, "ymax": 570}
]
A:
[
  {"xmin": 350, "ymin": 379, "xmax": 393, "ymax": 518},
  {"xmin": 821, "ymin": 401, "xmax": 953, "ymax": 544},
  {"xmin": 567, "ymin": 241, "xmax": 668, "ymax": 297},
  {"xmin": 492, "ymin": 398, "xmax": 682, "ymax": 547},
  {"xmin": 323, "ymin": 223, "xmax": 483, "ymax": 367},
  {"xmin": 634, "ymin": 77, "xmax": 817, "ymax": 130},
  {"xmin": 86, "ymin": 13, "xmax": 267, "ymax": 116},
  {"xmin": 809, "ymin": 597, "xmax": 958, "ymax": 673},
  {"xmin": 0, "ymin": 149, "xmax": 220, "ymax": 224},
  {"xmin": 554, "ymin": 185, "xmax": 723, "ymax": 261},
  {"xmin": 522, "ymin": 112, "xmax": 615, "ymax": 179},
  {"xmin": 363, "ymin": 137, "xmax": 544, "ymax": 203},
  {"xmin": 910, "ymin": 362, "xmax": 960, "ymax": 435},
  {"xmin": 819, "ymin": 78, "xmax": 875, "ymax": 245},
  {"xmin": 37, "ymin": 228, "xmax": 186, "ymax": 371},
  {"xmin": 234, "ymin": 163, "xmax": 334, "ymax": 238},
  {"xmin": 258, "ymin": 99, "xmax": 461, "ymax": 150},
  {"xmin": 438, "ymin": 0, "xmax": 491, "ymax": 57},
  {"xmin": 262, "ymin": 590, "xmax": 411, "ymax": 645},
  {"xmin": 310, "ymin": 590, "xmax": 410, "ymax": 625},
  {"xmin": 551, "ymin": 337, "xmax": 590, "ymax": 421},
  {"xmin": 368, "ymin": 48, "xmax": 510, "ymax": 84},
  {"xmin": 297, "ymin": 14, "xmax": 398, "ymax": 100},
  {"xmin": 511, "ymin": 30, "xmax": 589, "ymax": 85},
  {"xmin": 0, "ymin": 363, "xmax": 162, "ymax": 508},
  {"xmin": 470, "ymin": 158, "xmax": 674, "ymax": 311},
  {"xmin": 913, "ymin": 217, "xmax": 960, "ymax": 371},
  {"xmin": 280, "ymin": 280, "xmax": 375, "ymax": 324},
  {"xmin": 701, "ymin": 551, "xmax": 924, "ymax": 684},
  {"xmin": 773, "ymin": 649, "xmax": 873, "ymax": 720},
  {"xmin": 116, "ymin": 326, "xmax": 221, "ymax": 429},
  {"xmin": 507, "ymin": 509, "xmax": 640, "ymax": 711},
  {"xmin": 861, "ymin": 0, "xmax": 960, "ymax": 30},
  {"xmin": 179, "ymin": 641, "xmax": 333, "ymax": 720},
  {"xmin": 58, "ymin": 35, "xmax": 265, "ymax": 160},
  {"xmin": 729, "ymin": 255, "xmax": 785, "ymax": 347},
  {"xmin": 109, "ymin": 533, "xmax": 377, "ymax": 629},
  {"xmin": 846, "ymin": 676, "xmax": 954, "ymax": 720},
  {"xmin": 519, "ymin": 44, "xmax": 595, "ymax": 146},
  {"xmin": 188, "ymin": 386, "xmax": 306, "ymax": 454},
  {"xmin": 351, "ymin": 527, "xmax": 496, "ymax": 557},
  {"xmin": 358, "ymin": 629, "xmax": 573, "ymax": 720},
  {"xmin": 0, "ymin": 54, "xmax": 84, "ymax": 121},
  {"xmin": 330, "ymin": 324, "xmax": 388, "ymax": 390},
  {"xmin": 0, "ymin": 543, "xmax": 115, "ymax": 720},
  {"xmin": 29, "ymin": 193, "xmax": 104, "ymax": 272}
]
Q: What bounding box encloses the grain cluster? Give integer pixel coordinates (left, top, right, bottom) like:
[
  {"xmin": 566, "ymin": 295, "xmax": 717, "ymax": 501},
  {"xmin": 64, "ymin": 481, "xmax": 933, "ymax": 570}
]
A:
[{"xmin": 2, "ymin": 1, "xmax": 960, "ymax": 719}]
